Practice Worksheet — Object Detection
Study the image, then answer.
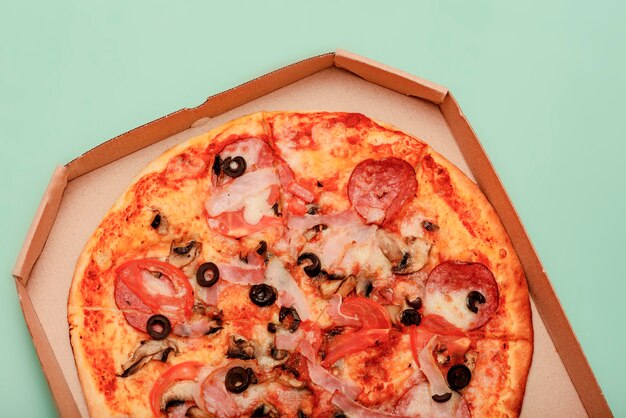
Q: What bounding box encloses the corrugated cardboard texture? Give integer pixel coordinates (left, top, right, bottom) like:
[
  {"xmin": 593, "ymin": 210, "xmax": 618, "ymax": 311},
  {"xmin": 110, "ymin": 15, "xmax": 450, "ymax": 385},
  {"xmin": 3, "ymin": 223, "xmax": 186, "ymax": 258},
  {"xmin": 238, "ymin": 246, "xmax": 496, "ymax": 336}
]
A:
[{"xmin": 24, "ymin": 67, "xmax": 589, "ymax": 417}]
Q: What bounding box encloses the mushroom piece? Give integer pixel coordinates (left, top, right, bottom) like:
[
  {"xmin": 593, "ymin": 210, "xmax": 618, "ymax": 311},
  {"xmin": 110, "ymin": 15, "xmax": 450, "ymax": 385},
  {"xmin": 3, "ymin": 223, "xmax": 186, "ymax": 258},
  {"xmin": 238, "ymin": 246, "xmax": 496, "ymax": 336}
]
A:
[
  {"xmin": 335, "ymin": 275, "xmax": 357, "ymax": 297},
  {"xmin": 227, "ymin": 335, "xmax": 256, "ymax": 360},
  {"xmin": 318, "ymin": 279, "xmax": 343, "ymax": 299},
  {"xmin": 186, "ymin": 406, "xmax": 212, "ymax": 418},
  {"xmin": 150, "ymin": 209, "xmax": 169, "ymax": 235},
  {"xmin": 169, "ymin": 239, "xmax": 201, "ymax": 268},
  {"xmin": 159, "ymin": 380, "xmax": 196, "ymax": 412},
  {"xmin": 276, "ymin": 373, "xmax": 307, "ymax": 390},
  {"xmin": 355, "ymin": 277, "xmax": 373, "ymax": 297},
  {"xmin": 376, "ymin": 229, "xmax": 431, "ymax": 275},
  {"xmin": 119, "ymin": 339, "xmax": 179, "ymax": 378},
  {"xmin": 252, "ymin": 403, "xmax": 281, "ymax": 417}
]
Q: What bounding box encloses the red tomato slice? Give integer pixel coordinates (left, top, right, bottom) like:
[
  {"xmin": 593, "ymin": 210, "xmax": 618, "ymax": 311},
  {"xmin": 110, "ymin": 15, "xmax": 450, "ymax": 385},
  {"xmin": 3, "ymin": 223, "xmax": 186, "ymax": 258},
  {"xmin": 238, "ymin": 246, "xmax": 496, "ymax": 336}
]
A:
[
  {"xmin": 340, "ymin": 297, "xmax": 391, "ymax": 329},
  {"xmin": 322, "ymin": 328, "xmax": 390, "ymax": 367},
  {"xmin": 149, "ymin": 361, "xmax": 205, "ymax": 417},
  {"xmin": 115, "ymin": 259, "xmax": 194, "ymax": 322}
]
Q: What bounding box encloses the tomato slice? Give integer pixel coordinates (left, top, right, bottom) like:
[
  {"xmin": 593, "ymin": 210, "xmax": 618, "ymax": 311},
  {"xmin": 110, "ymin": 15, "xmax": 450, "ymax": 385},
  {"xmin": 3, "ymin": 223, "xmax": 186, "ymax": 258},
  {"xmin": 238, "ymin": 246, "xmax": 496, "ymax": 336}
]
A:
[
  {"xmin": 115, "ymin": 259, "xmax": 194, "ymax": 322},
  {"xmin": 149, "ymin": 361, "xmax": 205, "ymax": 417},
  {"xmin": 340, "ymin": 297, "xmax": 391, "ymax": 329},
  {"xmin": 322, "ymin": 328, "xmax": 390, "ymax": 367}
]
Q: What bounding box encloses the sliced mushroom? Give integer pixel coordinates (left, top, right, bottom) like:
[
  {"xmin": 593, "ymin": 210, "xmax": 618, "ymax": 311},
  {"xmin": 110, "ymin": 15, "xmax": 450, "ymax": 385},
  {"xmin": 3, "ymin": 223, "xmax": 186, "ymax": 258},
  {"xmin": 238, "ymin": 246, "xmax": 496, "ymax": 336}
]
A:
[
  {"xmin": 159, "ymin": 380, "xmax": 196, "ymax": 412},
  {"xmin": 252, "ymin": 403, "xmax": 281, "ymax": 418},
  {"xmin": 303, "ymin": 224, "xmax": 326, "ymax": 241},
  {"xmin": 186, "ymin": 406, "xmax": 212, "ymax": 418},
  {"xmin": 376, "ymin": 229, "xmax": 431, "ymax": 274},
  {"xmin": 227, "ymin": 335, "xmax": 256, "ymax": 360},
  {"xmin": 150, "ymin": 209, "xmax": 169, "ymax": 235},
  {"xmin": 335, "ymin": 275, "xmax": 357, "ymax": 297},
  {"xmin": 270, "ymin": 344, "xmax": 289, "ymax": 361},
  {"xmin": 355, "ymin": 277, "xmax": 373, "ymax": 297},
  {"xmin": 119, "ymin": 339, "xmax": 179, "ymax": 378},
  {"xmin": 169, "ymin": 239, "xmax": 201, "ymax": 268},
  {"xmin": 318, "ymin": 279, "xmax": 343, "ymax": 299}
]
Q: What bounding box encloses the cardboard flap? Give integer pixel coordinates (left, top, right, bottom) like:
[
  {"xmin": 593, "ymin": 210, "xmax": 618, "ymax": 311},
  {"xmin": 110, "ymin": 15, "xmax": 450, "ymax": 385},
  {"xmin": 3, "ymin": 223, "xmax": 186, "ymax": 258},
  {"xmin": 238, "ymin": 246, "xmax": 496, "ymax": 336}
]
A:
[
  {"xmin": 66, "ymin": 52, "xmax": 336, "ymax": 181},
  {"xmin": 16, "ymin": 280, "xmax": 79, "ymax": 417},
  {"xmin": 13, "ymin": 166, "xmax": 68, "ymax": 284},
  {"xmin": 334, "ymin": 49, "xmax": 448, "ymax": 104},
  {"xmin": 439, "ymin": 93, "xmax": 612, "ymax": 418}
]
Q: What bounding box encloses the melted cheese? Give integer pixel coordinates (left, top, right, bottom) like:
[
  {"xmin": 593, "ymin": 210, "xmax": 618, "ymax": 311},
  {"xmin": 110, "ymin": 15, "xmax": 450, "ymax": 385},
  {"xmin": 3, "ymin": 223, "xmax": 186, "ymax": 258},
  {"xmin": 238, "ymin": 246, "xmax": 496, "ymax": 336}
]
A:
[{"xmin": 423, "ymin": 289, "xmax": 474, "ymax": 330}]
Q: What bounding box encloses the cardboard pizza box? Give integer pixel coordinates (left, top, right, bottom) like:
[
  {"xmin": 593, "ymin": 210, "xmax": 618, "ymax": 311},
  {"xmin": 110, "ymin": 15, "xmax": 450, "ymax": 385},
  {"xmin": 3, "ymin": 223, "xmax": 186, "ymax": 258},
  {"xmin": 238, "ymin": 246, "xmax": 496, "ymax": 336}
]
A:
[{"xmin": 12, "ymin": 50, "xmax": 612, "ymax": 418}]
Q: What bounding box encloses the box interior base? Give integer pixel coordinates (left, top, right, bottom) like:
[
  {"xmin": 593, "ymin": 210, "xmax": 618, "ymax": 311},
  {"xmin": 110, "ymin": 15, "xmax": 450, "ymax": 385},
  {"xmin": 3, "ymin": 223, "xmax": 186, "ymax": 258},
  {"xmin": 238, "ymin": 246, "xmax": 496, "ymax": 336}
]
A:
[{"xmin": 26, "ymin": 67, "xmax": 586, "ymax": 417}]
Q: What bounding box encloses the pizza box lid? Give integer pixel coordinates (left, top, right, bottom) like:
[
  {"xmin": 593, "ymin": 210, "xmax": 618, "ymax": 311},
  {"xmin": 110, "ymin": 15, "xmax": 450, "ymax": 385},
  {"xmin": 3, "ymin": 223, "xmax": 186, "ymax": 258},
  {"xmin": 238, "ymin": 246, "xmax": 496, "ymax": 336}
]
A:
[{"xmin": 11, "ymin": 49, "xmax": 612, "ymax": 418}]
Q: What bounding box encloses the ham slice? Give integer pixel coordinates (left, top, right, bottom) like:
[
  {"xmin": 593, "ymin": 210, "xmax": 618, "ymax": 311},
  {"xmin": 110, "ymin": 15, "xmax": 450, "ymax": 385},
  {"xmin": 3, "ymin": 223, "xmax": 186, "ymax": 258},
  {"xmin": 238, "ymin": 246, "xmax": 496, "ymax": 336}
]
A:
[
  {"xmin": 264, "ymin": 257, "xmax": 311, "ymax": 320},
  {"xmin": 328, "ymin": 294, "xmax": 361, "ymax": 328},
  {"xmin": 214, "ymin": 262, "xmax": 265, "ymax": 285},
  {"xmin": 307, "ymin": 361, "xmax": 362, "ymax": 401},
  {"xmin": 417, "ymin": 335, "xmax": 471, "ymax": 418}
]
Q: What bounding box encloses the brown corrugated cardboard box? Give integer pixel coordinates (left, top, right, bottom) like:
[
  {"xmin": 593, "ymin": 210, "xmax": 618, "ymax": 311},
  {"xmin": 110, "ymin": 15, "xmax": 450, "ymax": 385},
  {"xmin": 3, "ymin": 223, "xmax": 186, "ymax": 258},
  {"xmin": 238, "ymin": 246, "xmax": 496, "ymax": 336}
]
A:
[{"xmin": 12, "ymin": 50, "xmax": 612, "ymax": 417}]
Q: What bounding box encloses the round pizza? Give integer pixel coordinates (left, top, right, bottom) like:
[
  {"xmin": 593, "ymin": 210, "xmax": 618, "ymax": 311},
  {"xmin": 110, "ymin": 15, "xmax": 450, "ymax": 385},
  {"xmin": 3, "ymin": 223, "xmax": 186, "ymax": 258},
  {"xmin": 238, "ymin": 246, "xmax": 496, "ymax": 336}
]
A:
[{"xmin": 68, "ymin": 111, "xmax": 533, "ymax": 418}]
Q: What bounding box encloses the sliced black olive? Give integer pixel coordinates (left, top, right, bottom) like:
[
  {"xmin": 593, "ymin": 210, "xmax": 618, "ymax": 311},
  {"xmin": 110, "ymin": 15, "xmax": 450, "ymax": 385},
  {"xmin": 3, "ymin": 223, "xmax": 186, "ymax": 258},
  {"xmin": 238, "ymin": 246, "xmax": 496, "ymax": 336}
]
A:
[
  {"xmin": 279, "ymin": 306, "xmax": 301, "ymax": 332},
  {"xmin": 406, "ymin": 296, "xmax": 423, "ymax": 310},
  {"xmin": 146, "ymin": 314, "xmax": 171, "ymax": 340},
  {"xmin": 466, "ymin": 290, "xmax": 486, "ymax": 314},
  {"xmin": 297, "ymin": 253, "xmax": 321, "ymax": 277},
  {"xmin": 173, "ymin": 240, "xmax": 196, "ymax": 255},
  {"xmin": 431, "ymin": 392, "xmax": 452, "ymax": 403},
  {"xmin": 225, "ymin": 366, "xmax": 255, "ymax": 394},
  {"xmin": 423, "ymin": 220, "xmax": 440, "ymax": 232},
  {"xmin": 400, "ymin": 309, "xmax": 421, "ymax": 326},
  {"xmin": 212, "ymin": 155, "xmax": 222, "ymax": 176},
  {"xmin": 316, "ymin": 181, "xmax": 323, "ymax": 188},
  {"xmin": 256, "ymin": 241, "xmax": 267, "ymax": 256},
  {"xmin": 151, "ymin": 213, "xmax": 161, "ymax": 229},
  {"xmin": 332, "ymin": 413, "xmax": 347, "ymax": 418},
  {"xmin": 267, "ymin": 322, "xmax": 277, "ymax": 333},
  {"xmin": 249, "ymin": 284, "xmax": 277, "ymax": 307},
  {"xmin": 447, "ymin": 364, "xmax": 472, "ymax": 390},
  {"xmin": 196, "ymin": 262, "xmax": 219, "ymax": 287},
  {"xmin": 221, "ymin": 156, "xmax": 247, "ymax": 178}
]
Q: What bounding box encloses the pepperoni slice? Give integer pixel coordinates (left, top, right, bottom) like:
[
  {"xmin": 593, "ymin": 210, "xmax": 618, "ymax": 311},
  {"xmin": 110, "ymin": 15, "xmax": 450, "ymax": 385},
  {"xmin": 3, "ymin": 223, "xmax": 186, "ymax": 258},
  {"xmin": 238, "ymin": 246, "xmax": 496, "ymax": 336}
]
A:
[
  {"xmin": 422, "ymin": 261, "xmax": 499, "ymax": 331},
  {"xmin": 347, "ymin": 157, "xmax": 417, "ymax": 225}
]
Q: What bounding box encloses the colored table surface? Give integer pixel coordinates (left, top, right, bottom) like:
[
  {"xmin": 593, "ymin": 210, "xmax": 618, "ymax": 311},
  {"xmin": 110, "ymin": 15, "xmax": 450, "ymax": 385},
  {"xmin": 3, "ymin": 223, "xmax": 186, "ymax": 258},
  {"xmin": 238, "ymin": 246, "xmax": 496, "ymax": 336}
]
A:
[{"xmin": 1, "ymin": 1, "xmax": 624, "ymax": 416}]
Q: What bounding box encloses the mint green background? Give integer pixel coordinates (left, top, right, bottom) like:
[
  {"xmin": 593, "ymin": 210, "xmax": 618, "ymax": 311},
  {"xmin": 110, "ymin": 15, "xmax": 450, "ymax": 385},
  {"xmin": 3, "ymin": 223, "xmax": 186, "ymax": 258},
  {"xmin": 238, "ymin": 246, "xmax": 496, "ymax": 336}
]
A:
[{"xmin": 1, "ymin": 1, "xmax": 625, "ymax": 416}]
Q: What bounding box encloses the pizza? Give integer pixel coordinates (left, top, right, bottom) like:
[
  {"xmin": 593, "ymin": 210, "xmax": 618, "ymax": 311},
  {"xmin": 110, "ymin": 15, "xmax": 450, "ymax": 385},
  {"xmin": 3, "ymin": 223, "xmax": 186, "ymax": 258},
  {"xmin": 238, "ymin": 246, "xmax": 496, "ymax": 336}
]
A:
[{"xmin": 68, "ymin": 111, "xmax": 533, "ymax": 418}]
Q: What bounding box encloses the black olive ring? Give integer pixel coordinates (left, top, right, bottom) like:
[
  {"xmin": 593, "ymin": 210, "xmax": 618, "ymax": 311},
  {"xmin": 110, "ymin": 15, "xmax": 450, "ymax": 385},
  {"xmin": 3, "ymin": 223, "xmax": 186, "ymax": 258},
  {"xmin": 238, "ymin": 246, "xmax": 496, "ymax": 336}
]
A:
[
  {"xmin": 249, "ymin": 284, "xmax": 277, "ymax": 307},
  {"xmin": 466, "ymin": 290, "xmax": 486, "ymax": 313},
  {"xmin": 447, "ymin": 364, "xmax": 472, "ymax": 390},
  {"xmin": 225, "ymin": 366, "xmax": 255, "ymax": 393},
  {"xmin": 297, "ymin": 253, "xmax": 321, "ymax": 277},
  {"xmin": 146, "ymin": 314, "xmax": 171, "ymax": 340},
  {"xmin": 222, "ymin": 156, "xmax": 247, "ymax": 178},
  {"xmin": 196, "ymin": 262, "xmax": 219, "ymax": 287},
  {"xmin": 400, "ymin": 308, "xmax": 421, "ymax": 326}
]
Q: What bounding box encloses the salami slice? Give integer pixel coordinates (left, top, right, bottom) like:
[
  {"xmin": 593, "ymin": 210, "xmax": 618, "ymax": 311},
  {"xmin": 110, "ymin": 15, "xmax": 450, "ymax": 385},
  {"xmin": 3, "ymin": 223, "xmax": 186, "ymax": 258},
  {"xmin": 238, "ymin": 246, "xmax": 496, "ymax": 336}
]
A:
[
  {"xmin": 347, "ymin": 157, "xmax": 417, "ymax": 225},
  {"xmin": 423, "ymin": 261, "xmax": 499, "ymax": 331}
]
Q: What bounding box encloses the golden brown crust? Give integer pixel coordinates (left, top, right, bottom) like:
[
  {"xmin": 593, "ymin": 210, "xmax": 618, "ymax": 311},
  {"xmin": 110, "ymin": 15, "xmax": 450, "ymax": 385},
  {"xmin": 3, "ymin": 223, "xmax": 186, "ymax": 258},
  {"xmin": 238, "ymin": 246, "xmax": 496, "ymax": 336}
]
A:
[
  {"xmin": 464, "ymin": 339, "xmax": 533, "ymax": 417},
  {"xmin": 68, "ymin": 111, "xmax": 533, "ymax": 418}
]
